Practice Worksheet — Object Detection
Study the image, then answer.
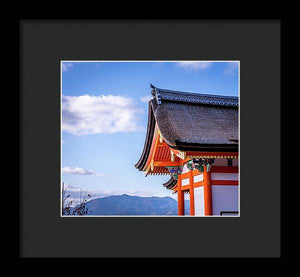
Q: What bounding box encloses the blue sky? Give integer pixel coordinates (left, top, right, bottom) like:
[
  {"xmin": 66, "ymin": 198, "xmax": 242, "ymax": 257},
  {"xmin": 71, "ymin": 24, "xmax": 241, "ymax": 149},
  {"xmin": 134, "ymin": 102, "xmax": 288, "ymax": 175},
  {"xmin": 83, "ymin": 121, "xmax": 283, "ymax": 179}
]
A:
[{"xmin": 61, "ymin": 61, "xmax": 239, "ymax": 200}]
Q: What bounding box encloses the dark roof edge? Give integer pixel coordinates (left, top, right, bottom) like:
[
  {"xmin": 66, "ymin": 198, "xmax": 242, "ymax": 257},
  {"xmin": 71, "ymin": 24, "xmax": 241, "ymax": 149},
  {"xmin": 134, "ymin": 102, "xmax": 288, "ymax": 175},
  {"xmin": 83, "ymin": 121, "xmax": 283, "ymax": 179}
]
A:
[
  {"xmin": 163, "ymin": 177, "xmax": 177, "ymax": 190},
  {"xmin": 168, "ymin": 142, "xmax": 239, "ymax": 152},
  {"xmin": 135, "ymin": 100, "xmax": 156, "ymax": 171}
]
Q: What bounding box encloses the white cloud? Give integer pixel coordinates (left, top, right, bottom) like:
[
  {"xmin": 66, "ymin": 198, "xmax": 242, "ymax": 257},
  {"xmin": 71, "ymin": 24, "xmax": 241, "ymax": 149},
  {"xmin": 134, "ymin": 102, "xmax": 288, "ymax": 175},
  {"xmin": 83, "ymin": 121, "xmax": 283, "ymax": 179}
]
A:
[
  {"xmin": 140, "ymin": 95, "xmax": 153, "ymax": 103},
  {"xmin": 224, "ymin": 62, "xmax": 239, "ymax": 76},
  {"xmin": 62, "ymin": 94, "xmax": 143, "ymax": 135},
  {"xmin": 176, "ymin": 61, "xmax": 212, "ymax": 71},
  {"xmin": 93, "ymin": 173, "xmax": 106, "ymax": 177},
  {"xmin": 62, "ymin": 166, "xmax": 105, "ymax": 177},
  {"xmin": 61, "ymin": 62, "xmax": 74, "ymax": 72}
]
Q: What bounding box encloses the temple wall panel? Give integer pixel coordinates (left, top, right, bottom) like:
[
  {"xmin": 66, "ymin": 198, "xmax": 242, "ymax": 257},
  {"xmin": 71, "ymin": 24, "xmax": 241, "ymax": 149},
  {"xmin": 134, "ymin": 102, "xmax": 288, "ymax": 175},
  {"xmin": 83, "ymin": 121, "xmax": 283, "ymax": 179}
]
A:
[
  {"xmin": 194, "ymin": 173, "xmax": 203, "ymax": 183},
  {"xmin": 194, "ymin": 186, "xmax": 205, "ymax": 216},
  {"xmin": 181, "ymin": 177, "xmax": 189, "ymax": 186},
  {"xmin": 184, "ymin": 193, "xmax": 190, "ymax": 215},
  {"xmin": 212, "ymin": 185, "xmax": 239, "ymax": 215},
  {"xmin": 211, "ymin": 173, "xmax": 239, "ymax": 181}
]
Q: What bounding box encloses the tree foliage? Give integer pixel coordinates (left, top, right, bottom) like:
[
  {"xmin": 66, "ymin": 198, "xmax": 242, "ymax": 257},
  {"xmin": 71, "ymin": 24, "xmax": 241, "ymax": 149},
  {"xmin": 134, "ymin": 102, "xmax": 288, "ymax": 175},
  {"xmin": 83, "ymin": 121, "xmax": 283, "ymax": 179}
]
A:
[{"xmin": 62, "ymin": 182, "xmax": 92, "ymax": 215}]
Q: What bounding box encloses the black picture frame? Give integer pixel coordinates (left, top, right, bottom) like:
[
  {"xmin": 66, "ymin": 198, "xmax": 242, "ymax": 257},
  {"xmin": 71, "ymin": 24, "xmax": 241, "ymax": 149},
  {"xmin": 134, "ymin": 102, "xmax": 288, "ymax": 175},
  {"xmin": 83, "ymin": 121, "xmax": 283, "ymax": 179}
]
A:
[{"xmin": 19, "ymin": 19, "xmax": 282, "ymax": 260}]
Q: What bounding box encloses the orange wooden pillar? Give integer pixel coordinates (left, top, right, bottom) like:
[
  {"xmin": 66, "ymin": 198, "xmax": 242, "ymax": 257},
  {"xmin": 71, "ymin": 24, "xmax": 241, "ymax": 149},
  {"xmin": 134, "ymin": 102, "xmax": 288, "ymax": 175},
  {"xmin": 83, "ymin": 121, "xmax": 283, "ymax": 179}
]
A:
[
  {"xmin": 177, "ymin": 173, "xmax": 184, "ymax": 216},
  {"xmin": 203, "ymin": 166, "xmax": 212, "ymax": 216},
  {"xmin": 189, "ymin": 170, "xmax": 195, "ymax": 216}
]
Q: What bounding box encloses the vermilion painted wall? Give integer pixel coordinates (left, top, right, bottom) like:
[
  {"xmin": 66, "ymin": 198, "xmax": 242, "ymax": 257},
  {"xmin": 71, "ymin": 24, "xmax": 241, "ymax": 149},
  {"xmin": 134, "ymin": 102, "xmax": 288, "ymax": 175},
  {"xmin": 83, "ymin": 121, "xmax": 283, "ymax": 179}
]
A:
[{"xmin": 179, "ymin": 158, "xmax": 239, "ymax": 216}]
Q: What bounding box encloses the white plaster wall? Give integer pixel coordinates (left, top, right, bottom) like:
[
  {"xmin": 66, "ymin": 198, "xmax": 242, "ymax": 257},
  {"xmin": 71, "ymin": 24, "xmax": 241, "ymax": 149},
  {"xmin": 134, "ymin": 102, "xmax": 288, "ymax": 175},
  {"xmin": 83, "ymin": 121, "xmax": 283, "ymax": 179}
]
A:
[
  {"xmin": 182, "ymin": 178, "xmax": 189, "ymax": 186},
  {"xmin": 184, "ymin": 193, "xmax": 190, "ymax": 216},
  {"xmin": 194, "ymin": 174, "xmax": 203, "ymax": 183},
  {"xmin": 212, "ymin": 185, "xmax": 239, "ymax": 215},
  {"xmin": 194, "ymin": 186, "xmax": 205, "ymax": 216},
  {"xmin": 211, "ymin": 173, "xmax": 239, "ymax": 181}
]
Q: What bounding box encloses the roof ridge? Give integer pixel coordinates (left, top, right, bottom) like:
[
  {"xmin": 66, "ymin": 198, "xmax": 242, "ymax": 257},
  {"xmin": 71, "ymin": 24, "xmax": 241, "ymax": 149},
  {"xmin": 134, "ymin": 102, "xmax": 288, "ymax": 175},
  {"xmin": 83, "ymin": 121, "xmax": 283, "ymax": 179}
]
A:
[
  {"xmin": 150, "ymin": 84, "xmax": 238, "ymax": 107},
  {"xmin": 157, "ymin": 87, "xmax": 238, "ymax": 100}
]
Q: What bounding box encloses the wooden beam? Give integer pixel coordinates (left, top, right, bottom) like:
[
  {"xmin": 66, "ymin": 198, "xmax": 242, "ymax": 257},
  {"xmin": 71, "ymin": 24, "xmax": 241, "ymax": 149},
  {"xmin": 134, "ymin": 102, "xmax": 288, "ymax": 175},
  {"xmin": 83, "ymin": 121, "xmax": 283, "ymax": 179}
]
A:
[
  {"xmin": 181, "ymin": 184, "xmax": 190, "ymax": 191},
  {"xmin": 149, "ymin": 130, "xmax": 160, "ymax": 172},
  {"xmin": 203, "ymin": 166, "xmax": 212, "ymax": 216},
  {"xmin": 193, "ymin": 181, "xmax": 204, "ymax": 188},
  {"xmin": 212, "ymin": 180, "xmax": 239, "ymax": 186},
  {"xmin": 181, "ymin": 170, "xmax": 202, "ymax": 179},
  {"xmin": 177, "ymin": 173, "xmax": 184, "ymax": 216},
  {"xmin": 211, "ymin": 166, "xmax": 238, "ymax": 173},
  {"xmin": 186, "ymin": 151, "xmax": 238, "ymax": 159},
  {"xmin": 143, "ymin": 127, "xmax": 160, "ymax": 172},
  {"xmin": 189, "ymin": 170, "xmax": 195, "ymax": 216},
  {"xmin": 153, "ymin": 161, "xmax": 180, "ymax": 167},
  {"xmin": 180, "ymin": 166, "xmax": 238, "ymax": 179},
  {"xmin": 145, "ymin": 164, "xmax": 150, "ymax": 176}
]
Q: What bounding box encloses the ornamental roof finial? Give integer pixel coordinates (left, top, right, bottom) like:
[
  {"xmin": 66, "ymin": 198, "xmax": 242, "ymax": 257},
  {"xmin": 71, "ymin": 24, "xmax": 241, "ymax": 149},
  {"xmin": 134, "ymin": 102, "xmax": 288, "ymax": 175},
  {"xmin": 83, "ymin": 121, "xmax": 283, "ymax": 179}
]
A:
[{"xmin": 150, "ymin": 83, "xmax": 156, "ymax": 89}]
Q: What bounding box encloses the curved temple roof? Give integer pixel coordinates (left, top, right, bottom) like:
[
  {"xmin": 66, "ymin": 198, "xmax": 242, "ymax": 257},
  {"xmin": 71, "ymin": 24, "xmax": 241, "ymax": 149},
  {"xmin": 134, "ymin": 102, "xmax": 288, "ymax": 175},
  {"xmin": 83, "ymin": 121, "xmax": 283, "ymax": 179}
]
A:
[{"xmin": 135, "ymin": 84, "xmax": 239, "ymax": 175}]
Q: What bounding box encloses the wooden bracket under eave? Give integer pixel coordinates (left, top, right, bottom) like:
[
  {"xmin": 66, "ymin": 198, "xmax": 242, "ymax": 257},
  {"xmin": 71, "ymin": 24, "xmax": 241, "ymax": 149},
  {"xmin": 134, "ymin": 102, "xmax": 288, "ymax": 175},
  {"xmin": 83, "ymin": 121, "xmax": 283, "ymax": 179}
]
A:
[
  {"xmin": 159, "ymin": 132, "xmax": 164, "ymax": 143},
  {"xmin": 170, "ymin": 149, "xmax": 186, "ymax": 160}
]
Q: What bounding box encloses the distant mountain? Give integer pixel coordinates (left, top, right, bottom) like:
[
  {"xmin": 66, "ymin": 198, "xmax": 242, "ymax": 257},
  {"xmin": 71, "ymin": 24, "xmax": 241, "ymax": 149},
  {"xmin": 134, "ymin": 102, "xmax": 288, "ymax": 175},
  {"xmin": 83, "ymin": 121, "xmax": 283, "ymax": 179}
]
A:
[{"xmin": 79, "ymin": 194, "xmax": 190, "ymax": 216}]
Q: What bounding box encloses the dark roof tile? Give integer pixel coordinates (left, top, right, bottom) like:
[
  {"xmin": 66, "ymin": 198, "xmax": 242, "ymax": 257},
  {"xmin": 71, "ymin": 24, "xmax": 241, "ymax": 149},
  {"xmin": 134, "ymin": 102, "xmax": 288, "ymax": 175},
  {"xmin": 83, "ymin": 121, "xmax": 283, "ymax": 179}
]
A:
[{"xmin": 152, "ymin": 86, "xmax": 238, "ymax": 107}]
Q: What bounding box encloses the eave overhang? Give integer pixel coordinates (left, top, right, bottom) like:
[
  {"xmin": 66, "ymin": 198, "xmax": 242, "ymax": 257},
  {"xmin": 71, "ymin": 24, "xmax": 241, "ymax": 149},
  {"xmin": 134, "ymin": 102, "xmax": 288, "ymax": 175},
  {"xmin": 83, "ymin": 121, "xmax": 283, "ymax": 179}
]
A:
[
  {"xmin": 135, "ymin": 100, "xmax": 156, "ymax": 171},
  {"xmin": 135, "ymin": 84, "xmax": 239, "ymax": 190}
]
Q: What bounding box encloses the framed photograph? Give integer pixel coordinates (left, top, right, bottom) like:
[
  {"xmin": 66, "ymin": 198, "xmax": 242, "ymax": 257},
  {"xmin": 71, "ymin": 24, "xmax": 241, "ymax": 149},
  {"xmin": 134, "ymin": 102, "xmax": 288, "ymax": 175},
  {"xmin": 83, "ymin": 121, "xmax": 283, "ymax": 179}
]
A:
[
  {"xmin": 20, "ymin": 19, "xmax": 281, "ymax": 258},
  {"xmin": 60, "ymin": 60, "xmax": 240, "ymax": 217}
]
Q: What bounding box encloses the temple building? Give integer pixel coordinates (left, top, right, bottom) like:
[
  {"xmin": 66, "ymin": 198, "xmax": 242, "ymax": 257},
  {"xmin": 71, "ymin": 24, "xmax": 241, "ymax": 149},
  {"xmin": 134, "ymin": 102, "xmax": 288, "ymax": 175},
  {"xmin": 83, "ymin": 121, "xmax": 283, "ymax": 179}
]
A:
[{"xmin": 135, "ymin": 84, "xmax": 239, "ymax": 216}]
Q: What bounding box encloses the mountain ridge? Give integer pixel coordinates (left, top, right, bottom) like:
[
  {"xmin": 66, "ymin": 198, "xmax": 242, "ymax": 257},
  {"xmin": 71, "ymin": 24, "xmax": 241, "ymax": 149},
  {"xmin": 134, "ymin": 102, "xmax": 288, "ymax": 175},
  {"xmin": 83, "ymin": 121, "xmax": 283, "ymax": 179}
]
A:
[{"xmin": 77, "ymin": 194, "xmax": 189, "ymax": 215}]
